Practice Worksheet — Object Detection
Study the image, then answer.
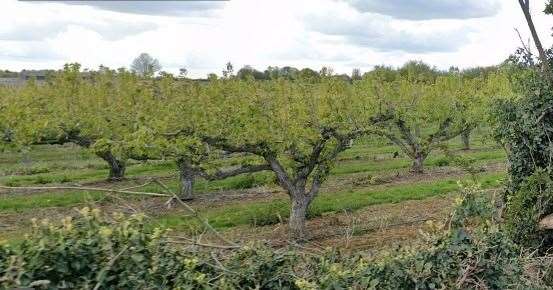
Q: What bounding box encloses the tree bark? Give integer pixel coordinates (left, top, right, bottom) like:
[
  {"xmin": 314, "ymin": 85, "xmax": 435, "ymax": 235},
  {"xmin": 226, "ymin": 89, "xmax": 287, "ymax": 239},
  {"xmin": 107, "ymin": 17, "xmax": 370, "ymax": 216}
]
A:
[
  {"xmin": 266, "ymin": 155, "xmax": 316, "ymax": 241},
  {"xmin": 461, "ymin": 130, "xmax": 471, "ymax": 150},
  {"xmin": 410, "ymin": 151, "xmax": 426, "ymax": 173},
  {"xmin": 177, "ymin": 159, "xmax": 195, "ymax": 201},
  {"xmin": 97, "ymin": 151, "xmax": 126, "ymax": 181},
  {"xmin": 289, "ymin": 193, "xmax": 312, "ymax": 241},
  {"xmin": 518, "ymin": 0, "xmax": 552, "ymax": 78}
]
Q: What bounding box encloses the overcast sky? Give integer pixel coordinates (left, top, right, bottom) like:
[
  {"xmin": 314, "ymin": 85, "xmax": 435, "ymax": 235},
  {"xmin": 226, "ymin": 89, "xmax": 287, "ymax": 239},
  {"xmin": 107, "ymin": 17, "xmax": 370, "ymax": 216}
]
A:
[{"xmin": 0, "ymin": 0, "xmax": 551, "ymax": 77}]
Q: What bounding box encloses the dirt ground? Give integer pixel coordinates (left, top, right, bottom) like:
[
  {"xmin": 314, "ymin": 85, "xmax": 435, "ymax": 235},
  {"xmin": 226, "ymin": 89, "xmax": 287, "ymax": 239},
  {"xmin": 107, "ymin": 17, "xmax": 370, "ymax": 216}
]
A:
[{"xmin": 0, "ymin": 162, "xmax": 504, "ymax": 248}]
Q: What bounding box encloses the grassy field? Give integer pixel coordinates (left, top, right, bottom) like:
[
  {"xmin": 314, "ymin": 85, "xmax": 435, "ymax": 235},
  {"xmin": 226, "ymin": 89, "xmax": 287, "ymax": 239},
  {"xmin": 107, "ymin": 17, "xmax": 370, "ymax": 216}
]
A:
[{"xmin": 0, "ymin": 131, "xmax": 507, "ymax": 245}]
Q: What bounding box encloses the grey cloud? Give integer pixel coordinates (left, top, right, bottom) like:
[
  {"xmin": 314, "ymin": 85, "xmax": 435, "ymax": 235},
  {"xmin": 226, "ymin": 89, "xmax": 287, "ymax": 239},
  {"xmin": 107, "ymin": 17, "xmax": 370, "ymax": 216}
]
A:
[
  {"xmin": 0, "ymin": 20, "xmax": 157, "ymax": 41},
  {"xmin": 344, "ymin": 0, "xmax": 501, "ymax": 20},
  {"xmin": 307, "ymin": 14, "xmax": 471, "ymax": 53},
  {"xmin": 0, "ymin": 42, "xmax": 65, "ymax": 62},
  {"xmin": 54, "ymin": 1, "xmax": 226, "ymax": 17}
]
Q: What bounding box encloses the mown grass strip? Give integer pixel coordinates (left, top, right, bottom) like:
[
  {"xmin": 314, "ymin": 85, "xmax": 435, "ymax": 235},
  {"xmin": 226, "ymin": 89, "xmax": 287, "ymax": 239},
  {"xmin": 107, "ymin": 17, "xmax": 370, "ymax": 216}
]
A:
[
  {"xmin": 0, "ymin": 191, "xmax": 107, "ymax": 212},
  {"xmin": 153, "ymin": 171, "xmax": 506, "ymax": 232}
]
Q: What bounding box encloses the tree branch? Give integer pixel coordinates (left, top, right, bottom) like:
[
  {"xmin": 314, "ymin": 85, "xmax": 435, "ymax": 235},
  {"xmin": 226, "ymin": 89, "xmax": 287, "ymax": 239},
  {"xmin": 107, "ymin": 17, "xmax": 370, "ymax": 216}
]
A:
[
  {"xmin": 201, "ymin": 136, "xmax": 267, "ymax": 156},
  {"xmin": 265, "ymin": 155, "xmax": 295, "ymax": 195},
  {"xmin": 198, "ymin": 163, "xmax": 271, "ymax": 181},
  {"xmin": 518, "ymin": 0, "xmax": 553, "ymax": 80}
]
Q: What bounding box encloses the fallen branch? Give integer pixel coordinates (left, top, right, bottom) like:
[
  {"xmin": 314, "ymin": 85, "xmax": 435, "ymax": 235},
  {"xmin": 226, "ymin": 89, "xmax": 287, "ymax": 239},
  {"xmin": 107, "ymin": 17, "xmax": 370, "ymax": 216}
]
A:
[
  {"xmin": 0, "ymin": 185, "xmax": 170, "ymax": 198},
  {"xmin": 152, "ymin": 179, "xmax": 239, "ymax": 247},
  {"xmin": 168, "ymin": 239, "xmax": 240, "ymax": 250}
]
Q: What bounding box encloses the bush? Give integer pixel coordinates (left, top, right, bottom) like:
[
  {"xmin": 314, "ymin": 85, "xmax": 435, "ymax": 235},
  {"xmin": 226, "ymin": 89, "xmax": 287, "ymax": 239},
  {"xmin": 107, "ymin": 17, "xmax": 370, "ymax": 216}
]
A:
[
  {"xmin": 504, "ymin": 170, "xmax": 553, "ymax": 249},
  {"xmin": 0, "ymin": 185, "xmax": 537, "ymax": 289},
  {"xmin": 0, "ymin": 208, "xmax": 224, "ymax": 289}
]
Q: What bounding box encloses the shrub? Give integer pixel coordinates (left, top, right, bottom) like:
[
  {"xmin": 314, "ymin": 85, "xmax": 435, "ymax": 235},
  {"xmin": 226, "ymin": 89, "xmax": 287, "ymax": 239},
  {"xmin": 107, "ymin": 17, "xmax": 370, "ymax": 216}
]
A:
[
  {"xmin": 0, "ymin": 191, "xmax": 534, "ymax": 289},
  {"xmin": 0, "ymin": 208, "xmax": 220, "ymax": 289},
  {"xmin": 300, "ymin": 184, "xmax": 524, "ymax": 289},
  {"xmin": 504, "ymin": 169, "xmax": 553, "ymax": 249}
]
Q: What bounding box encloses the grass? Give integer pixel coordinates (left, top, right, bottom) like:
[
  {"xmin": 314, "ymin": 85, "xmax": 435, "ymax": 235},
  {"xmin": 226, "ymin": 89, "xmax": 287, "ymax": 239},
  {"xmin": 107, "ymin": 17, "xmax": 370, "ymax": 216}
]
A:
[
  {"xmin": 153, "ymin": 171, "xmax": 505, "ymax": 232},
  {"xmin": 0, "ymin": 191, "xmax": 107, "ymax": 212}
]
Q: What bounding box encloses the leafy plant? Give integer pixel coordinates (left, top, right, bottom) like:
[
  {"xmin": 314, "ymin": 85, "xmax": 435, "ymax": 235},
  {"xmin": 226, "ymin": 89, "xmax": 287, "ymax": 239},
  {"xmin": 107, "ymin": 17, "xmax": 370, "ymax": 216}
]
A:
[{"xmin": 0, "ymin": 187, "xmax": 537, "ymax": 290}]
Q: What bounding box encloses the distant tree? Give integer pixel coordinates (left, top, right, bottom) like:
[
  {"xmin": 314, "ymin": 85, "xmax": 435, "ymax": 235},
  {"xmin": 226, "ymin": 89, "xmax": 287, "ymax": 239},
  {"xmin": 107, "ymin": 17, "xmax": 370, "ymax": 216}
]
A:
[
  {"xmin": 179, "ymin": 68, "xmax": 188, "ymax": 78},
  {"xmin": 351, "ymin": 68, "xmax": 362, "ymax": 80},
  {"xmin": 298, "ymin": 68, "xmax": 320, "ymax": 81},
  {"xmin": 319, "ymin": 66, "xmax": 334, "ymax": 77},
  {"xmin": 280, "ymin": 66, "xmax": 299, "ymax": 79},
  {"xmin": 236, "ymin": 65, "xmax": 266, "ymax": 80},
  {"xmin": 461, "ymin": 66, "xmax": 498, "ymax": 80},
  {"xmin": 131, "ymin": 53, "xmax": 161, "ymax": 76},
  {"xmin": 222, "ymin": 62, "xmax": 234, "ymax": 78},
  {"xmin": 448, "ymin": 66, "xmax": 460, "ymax": 74},
  {"xmin": 335, "ymin": 74, "xmax": 352, "ymax": 83},
  {"xmin": 398, "ymin": 60, "xmax": 439, "ymax": 83},
  {"xmin": 0, "ymin": 70, "xmax": 18, "ymax": 78},
  {"xmin": 264, "ymin": 66, "xmax": 281, "ymax": 79},
  {"xmin": 364, "ymin": 65, "xmax": 396, "ymax": 82}
]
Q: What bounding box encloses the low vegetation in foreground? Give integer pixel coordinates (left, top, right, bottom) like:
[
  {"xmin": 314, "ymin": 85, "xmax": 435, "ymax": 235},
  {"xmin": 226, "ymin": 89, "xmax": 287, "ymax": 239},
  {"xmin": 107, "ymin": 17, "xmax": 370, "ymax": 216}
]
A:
[{"xmin": 1, "ymin": 185, "xmax": 548, "ymax": 289}]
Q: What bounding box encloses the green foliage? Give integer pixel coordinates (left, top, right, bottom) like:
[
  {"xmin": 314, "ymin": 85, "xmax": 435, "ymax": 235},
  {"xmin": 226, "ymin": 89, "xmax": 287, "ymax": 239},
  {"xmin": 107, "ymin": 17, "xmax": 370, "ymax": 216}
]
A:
[
  {"xmin": 0, "ymin": 187, "xmax": 533, "ymax": 289},
  {"xmin": 504, "ymin": 170, "xmax": 553, "ymax": 249},
  {"xmin": 230, "ymin": 173, "xmax": 271, "ymax": 189},
  {"xmin": 545, "ymin": 0, "xmax": 553, "ymax": 15},
  {"xmin": 359, "ymin": 61, "xmax": 511, "ymax": 172},
  {"xmin": 434, "ymin": 156, "xmax": 450, "ymax": 167},
  {"xmin": 491, "ymin": 68, "xmax": 553, "ymax": 190},
  {"xmin": 492, "ymin": 40, "xmax": 553, "ymax": 251}
]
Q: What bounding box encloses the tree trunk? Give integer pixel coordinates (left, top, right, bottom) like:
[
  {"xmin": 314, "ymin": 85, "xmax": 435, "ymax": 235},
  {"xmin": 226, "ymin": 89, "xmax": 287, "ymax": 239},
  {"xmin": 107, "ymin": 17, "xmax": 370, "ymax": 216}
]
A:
[
  {"xmin": 289, "ymin": 194, "xmax": 311, "ymax": 241},
  {"xmin": 410, "ymin": 152, "xmax": 426, "ymax": 174},
  {"xmin": 461, "ymin": 130, "xmax": 470, "ymax": 150},
  {"xmin": 518, "ymin": 0, "xmax": 552, "ymax": 77},
  {"xmin": 97, "ymin": 151, "xmax": 126, "ymax": 181},
  {"xmin": 177, "ymin": 160, "xmax": 195, "ymax": 201}
]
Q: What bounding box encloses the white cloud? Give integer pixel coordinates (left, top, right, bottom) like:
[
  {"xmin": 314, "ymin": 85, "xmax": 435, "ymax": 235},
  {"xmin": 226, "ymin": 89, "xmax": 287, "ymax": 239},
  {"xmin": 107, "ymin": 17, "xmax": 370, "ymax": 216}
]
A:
[
  {"xmin": 344, "ymin": 0, "xmax": 501, "ymax": 20},
  {"xmin": 306, "ymin": 10, "xmax": 472, "ymax": 53},
  {"xmin": 0, "ymin": 0, "xmax": 551, "ymax": 78},
  {"xmin": 56, "ymin": 1, "xmax": 225, "ymax": 16},
  {"xmin": 0, "ymin": 19, "xmax": 157, "ymax": 41}
]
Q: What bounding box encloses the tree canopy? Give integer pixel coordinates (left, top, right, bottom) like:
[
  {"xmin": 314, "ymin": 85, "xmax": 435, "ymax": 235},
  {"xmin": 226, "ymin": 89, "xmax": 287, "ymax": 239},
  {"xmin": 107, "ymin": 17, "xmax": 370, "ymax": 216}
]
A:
[{"xmin": 131, "ymin": 53, "xmax": 161, "ymax": 76}]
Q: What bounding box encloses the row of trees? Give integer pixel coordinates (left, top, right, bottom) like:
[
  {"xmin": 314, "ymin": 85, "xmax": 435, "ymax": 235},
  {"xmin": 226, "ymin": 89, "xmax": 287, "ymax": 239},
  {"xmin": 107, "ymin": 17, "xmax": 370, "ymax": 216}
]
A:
[{"xmin": 0, "ymin": 62, "xmax": 512, "ymax": 239}]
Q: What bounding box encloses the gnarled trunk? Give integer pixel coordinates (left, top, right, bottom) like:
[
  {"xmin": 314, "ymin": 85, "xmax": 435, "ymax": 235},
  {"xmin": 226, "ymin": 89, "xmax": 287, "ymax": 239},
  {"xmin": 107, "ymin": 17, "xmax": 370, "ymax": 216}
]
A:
[
  {"xmin": 410, "ymin": 151, "xmax": 426, "ymax": 174},
  {"xmin": 461, "ymin": 130, "xmax": 470, "ymax": 150},
  {"xmin": 177, "ymin": 160, "xmax": 195, "ymax": 201},
  {"xmin": 289, "ymin": 194, "xmax": 312, "ymax": 241},
  {"xmin": 97, "ymin": 151, "xmax": 126, "ymax": 181}
]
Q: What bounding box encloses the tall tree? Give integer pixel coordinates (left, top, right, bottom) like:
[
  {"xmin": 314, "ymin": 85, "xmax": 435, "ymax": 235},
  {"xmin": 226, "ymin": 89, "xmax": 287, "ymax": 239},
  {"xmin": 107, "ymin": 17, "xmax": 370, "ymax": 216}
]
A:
[
  {"xmin": 222, "ymin": 62, "xmax": 234, "ymax": 78},
  {"xmin": 131, "ymin": 53, "xmax": 161, "ymax": 76},
  {"xmin": 351, "ymin": 68, "xmax": 362, "ymax": 80},
  {"xmin": 518, "ymin": 0, "xmax": 552, "ymax": 79}
]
